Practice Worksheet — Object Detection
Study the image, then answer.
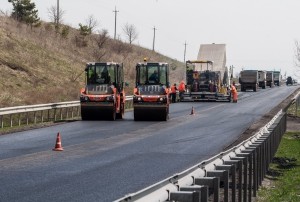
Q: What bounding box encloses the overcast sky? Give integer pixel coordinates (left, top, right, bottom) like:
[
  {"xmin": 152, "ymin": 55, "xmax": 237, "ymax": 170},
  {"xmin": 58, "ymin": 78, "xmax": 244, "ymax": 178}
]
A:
[{"xmin": 2, "ymin": 0, "xmax": 300, "ymax": 78}]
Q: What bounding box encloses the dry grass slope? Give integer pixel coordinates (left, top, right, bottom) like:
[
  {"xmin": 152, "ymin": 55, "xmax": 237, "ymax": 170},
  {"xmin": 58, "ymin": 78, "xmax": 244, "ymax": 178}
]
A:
[{"xmin": 0, "ymin": 16, "xmax": 185, "ymax": 108}]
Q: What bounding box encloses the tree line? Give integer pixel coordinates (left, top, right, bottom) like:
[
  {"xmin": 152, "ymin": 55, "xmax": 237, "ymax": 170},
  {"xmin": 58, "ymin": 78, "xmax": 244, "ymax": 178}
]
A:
[{"xmin": 7, "ymin": 0, "xmax": 138, "ymax": 45}]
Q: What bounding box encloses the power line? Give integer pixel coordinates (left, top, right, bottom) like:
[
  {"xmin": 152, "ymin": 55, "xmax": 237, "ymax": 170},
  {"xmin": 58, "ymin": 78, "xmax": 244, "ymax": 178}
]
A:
[{"xmin": 113, "ymin": 6, "xmax": 119, "ymax": 40}]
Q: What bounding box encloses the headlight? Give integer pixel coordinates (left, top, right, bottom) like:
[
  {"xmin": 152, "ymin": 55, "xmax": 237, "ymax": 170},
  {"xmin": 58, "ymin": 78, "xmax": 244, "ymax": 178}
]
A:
[
  {"xmin": 106, "ymin": 95, "xmax": 115, "ymax": 101},
  {"xmin": 159, "ymin": 97, "xmax": 163, "ymax": 101},
  {"xmin": 138, "ymin": 97, "xmax": 142, "ymax": 101},
  {"xmin": 80, "ymin": 95, "xmax": 89, "ymax": 102}
]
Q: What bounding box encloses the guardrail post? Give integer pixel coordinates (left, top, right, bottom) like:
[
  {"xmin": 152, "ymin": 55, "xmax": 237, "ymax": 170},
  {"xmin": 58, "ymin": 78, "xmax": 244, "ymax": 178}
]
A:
[
  {"xmin": 77, "ymin": 106, "xmax": 80, "ymax": 118},
  {"xmin": 241, "ymin": 149, "xmax": 255, "ymax": 200},
  {"xmin": 41, "ymin": 110, "xmax": 44, "ymax": 123},
  {"xmin": 0, "ymin": 115, "xmax": 3, "ymax": 128},
  {"xmin": 230, "ymin": 156, "xmax": 246, "ymax": 202},
  {"xmin": 180, "ymin": 185, "xmax": 208, "ymax": 202},
  {"xmin": 235, "ymin": 153, "xmax": 250, "ymax": 202},
  {"xmin": 60, "ymin": 108, "xmax": 63, "ymax": 120},
  {"xmin": 224, "ymin": 160, "xmax": 240, "ymax": 202},
  {"xmin": 195, "ymin": 177, "xmax": 219, "ymax": 202},
  {"xmin": 66, "ymin": 108, "xmax": 69, "ymax": 119},
  {"xmin": 54, "ymin": 109, "xmax": 57, "ymax": 121},
  {"xmin": 169, "ymin": 191, "xmax": 200, "ymax": 202},
  {"xmin": 216, "ymin": 165, "xmax": 236, "ymax": 202},
  {"xmin": 247, "ymin": 144, "xmax": 261, "ymax": 195},
  {"xmin": 18, "ymin": 113, "xmax": 21, "ymax": 126},
  {"xmin": 206, "ymin": 170, "xmax": 229, "ymax": 202},
  {"xmin": 34, "ymin": 111, "xmax": 37, "ymax": 124},
  {"xmin": 47, "ymin": 109, "xmax": 50, "ymax": 122},
  {"xmin": 10, "ymin": 114, "xmax": 13, "ymax": 127},
  {"xmin": 71, "ymin": 107, "xmax": 74, "ymax": 119},
  {"xmin": 26, "ymin": 112, "xmax": 29, "ymax": 125}
]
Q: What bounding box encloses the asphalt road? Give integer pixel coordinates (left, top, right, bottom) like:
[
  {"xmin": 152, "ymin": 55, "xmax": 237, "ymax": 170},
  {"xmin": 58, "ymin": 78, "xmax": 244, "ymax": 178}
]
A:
[{"xmin": 0, "ymin": 85, "xmax": 298, "ymax": 202}]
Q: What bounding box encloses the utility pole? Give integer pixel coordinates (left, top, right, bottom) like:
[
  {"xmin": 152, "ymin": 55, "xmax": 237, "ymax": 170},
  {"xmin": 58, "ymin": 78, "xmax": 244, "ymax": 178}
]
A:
[
  {"xmin": 183, "ymin": 41, "xmax": 187, "ymax": 63},
  {"xmin": 230, "ymin": 65, "xmax": 234, "ymax": 79},
  {"xmin": 152, "ymin": 26, "xmax": 156, "ymax": 51},
  {"xmin": 113, "ymin": 6, "xmax": 119, "ymax": 40}
]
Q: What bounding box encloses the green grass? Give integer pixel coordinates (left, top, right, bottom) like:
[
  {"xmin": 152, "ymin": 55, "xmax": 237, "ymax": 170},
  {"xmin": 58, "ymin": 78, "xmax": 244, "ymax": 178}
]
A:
[{"xmin": 257, "ymin": 131, "xmax": 300, "ymax": 202}]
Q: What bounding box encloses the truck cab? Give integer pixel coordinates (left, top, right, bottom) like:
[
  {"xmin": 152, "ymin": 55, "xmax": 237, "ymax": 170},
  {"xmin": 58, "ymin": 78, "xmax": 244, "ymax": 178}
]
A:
[{"xmin": 266, "ymin": 71, "xmax": 274, "ymax": 87}]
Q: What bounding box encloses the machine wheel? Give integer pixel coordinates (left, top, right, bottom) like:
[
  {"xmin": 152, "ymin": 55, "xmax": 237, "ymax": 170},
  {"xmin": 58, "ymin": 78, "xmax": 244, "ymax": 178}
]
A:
[
  {"xmin": 162, "ymin": 107, "xmax": 169, "ymax": 121},
  {"xmin": 111, "ymin": 106, "xmax": 116, "ymax": 121},
  {"xmin": 116, "ymin": 103, "xmax": 124, "ymax": 119},
  {"xmin": 133, "ymin": 108, "xmax": 140, "ymax": 121},
  {"xmin": 81, "ymin": 107, "xmax": 89, "ymax": 120},
  {"xmin": 253, "ymin": 86, "xmax": 257, "ymax": 92}
]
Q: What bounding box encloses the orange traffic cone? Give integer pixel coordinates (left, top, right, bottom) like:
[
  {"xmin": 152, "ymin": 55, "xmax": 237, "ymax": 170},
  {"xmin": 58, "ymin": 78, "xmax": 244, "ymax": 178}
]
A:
[
  {"xmin": 53, "ymin": 132, "xmax": 63, "ymax": 151},
  {"xmin": 190, "ymin": 106, "xmax": 195, "ymax": 115}
]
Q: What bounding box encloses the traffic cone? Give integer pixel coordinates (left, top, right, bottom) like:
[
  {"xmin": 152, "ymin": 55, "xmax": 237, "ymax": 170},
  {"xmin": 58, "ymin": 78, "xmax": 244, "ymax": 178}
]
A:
[
  {"xmin": 190, "ymin": 106, "xmax": 195, "ymax": 115},
  {"xmin": 53, "ymin": 132, "xmax": 63, "ymax": 151}
]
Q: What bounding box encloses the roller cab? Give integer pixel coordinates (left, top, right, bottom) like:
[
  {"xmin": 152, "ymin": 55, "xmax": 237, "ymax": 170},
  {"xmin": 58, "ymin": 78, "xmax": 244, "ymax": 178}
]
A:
[
  {"xmin": 80, "ymin": 62, "xmax": 125, "ymax": 120},
  {"xmin": 133, "ymin": 62, "xmax": 170, "ymax": 121}
]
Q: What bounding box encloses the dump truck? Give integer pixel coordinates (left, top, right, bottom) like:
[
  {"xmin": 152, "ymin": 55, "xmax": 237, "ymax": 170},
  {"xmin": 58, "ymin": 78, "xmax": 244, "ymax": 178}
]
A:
[
  {"xmin": 80, "ymin": 62, "xmax": 125, "ymax": 120},
  {"xmin": 239, "ymin": 70, "xmax": 259, "ymax": 91},
  {"xmin": 133, "ymin": 61, "xmax": 170, "ymax": 121},
  {"xmin": 258, "ymin": 70, "xmax": 267, "ymax": 89},
  {"xmin": 286, "ymin": 76, "xmax": 294, "ymax": 85},
  {"xmin": 273, "ymin": 71, "xmax": 281, "ymax": 86},
  {"xmin": 266, "ymin": 71, "xmax": 274, "ymax": 87},
  {"xmin": 180, "ymin": 60, "xmax": 231, "ymax": 102}
]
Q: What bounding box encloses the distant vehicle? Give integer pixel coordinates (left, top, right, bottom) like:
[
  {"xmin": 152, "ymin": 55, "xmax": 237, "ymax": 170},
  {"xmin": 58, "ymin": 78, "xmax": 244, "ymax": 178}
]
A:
[
  {"xmin": 273, "ymin": 71, "xmax": 281, "ymax": 86},
  {"xmin": 266, "ymin": 71, "xmax": 274, "ymax": 88},
  {"xmin": 80, "ymin": 62, "xmax": 125, "ymax": 120},
  {"xmin": 286, "ymin": 76, "xmax": 294, "ymax": 85},
  {"xmin": 180, "ymin": 60, "xmax": 231, "ymax": 102},
  {"xmin": 258, "ymin": 70, "xmax": 267, "ymax": 89},
  {"xmin": 239, "ymin": 70, "xmax": 259, "ymax": 92}
]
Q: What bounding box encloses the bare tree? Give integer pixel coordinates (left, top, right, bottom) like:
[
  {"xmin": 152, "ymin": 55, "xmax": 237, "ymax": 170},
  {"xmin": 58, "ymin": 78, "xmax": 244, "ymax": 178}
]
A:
[
  {"xmin": 93, "ymin": 29, "xmax": 109, "ymax": 60},
  {"xmin": 48, "ymin": 5, "xmax": 65, "ymax": 28},
  {"xmin": 85, "ymin": 15, "xmax": 98, "ymax": 34},
  {"xmin": 122, "ymin": 23, "xmax": 138, "ymax": 44}
]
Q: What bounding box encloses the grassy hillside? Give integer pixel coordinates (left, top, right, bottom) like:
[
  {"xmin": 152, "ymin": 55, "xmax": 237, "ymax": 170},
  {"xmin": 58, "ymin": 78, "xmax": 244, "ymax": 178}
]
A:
[{"xmin": 0, "ymin": 16, "xmax": 185, "ymax": 108}]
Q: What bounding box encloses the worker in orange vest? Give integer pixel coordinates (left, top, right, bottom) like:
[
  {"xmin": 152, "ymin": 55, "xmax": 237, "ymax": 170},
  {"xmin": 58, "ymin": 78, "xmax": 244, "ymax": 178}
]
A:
[
  {"xmin": 178, "ymin": 80, "xmax": 186, "ymax": 100},
  {"xmin": 171, "ymin": 83, "xmax": 177, "ymax": 103},
  {"xmin": 231, "ymin": 82, "xmax": 238, "ymax": 103}
]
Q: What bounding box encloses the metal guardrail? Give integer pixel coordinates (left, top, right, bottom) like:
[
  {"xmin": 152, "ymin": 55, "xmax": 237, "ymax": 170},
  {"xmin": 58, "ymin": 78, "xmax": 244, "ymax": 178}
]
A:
[
  {"xmin": 115, "ymin": 91, "xmax": 300, "ymax": 202},
  {"xmin": 115, "ymin": 110, "xmax": 286, "ymax": 202},
  {"xmin": 0, "ymin": 96, "xmax": 133, "ymax": 128}
]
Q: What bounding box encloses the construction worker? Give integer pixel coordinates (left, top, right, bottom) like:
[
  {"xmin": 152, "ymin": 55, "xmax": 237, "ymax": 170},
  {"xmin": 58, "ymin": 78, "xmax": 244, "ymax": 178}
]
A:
[
  {"xmin": 149, "ymin": 70, "xmax": 159, "ymax": 83},
  {"xmin": 178, "ymin": 80, "xmax": 186, "ymax": 100},
  {"xmin": 231, "ymin": 82, "xmax": 238, "ymax": 103},
  {"xmin": 171, "ymin": 83, "xmax": 177, "ymax": 103}
]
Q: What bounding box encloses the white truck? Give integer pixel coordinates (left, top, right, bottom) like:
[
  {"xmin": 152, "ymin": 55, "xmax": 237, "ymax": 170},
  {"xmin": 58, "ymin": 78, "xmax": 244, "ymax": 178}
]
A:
[{"xmin": 258, "ymin": 70, "xmax": 267, "ymax": 89}]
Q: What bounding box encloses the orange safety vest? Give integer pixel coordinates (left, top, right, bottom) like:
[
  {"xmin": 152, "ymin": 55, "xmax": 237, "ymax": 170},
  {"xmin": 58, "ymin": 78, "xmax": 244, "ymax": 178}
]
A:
[
  {"xmin": 171, "ymin": 85, "xmax": 177, "ymax": 93},
  {"xmin": 231, "ymin": 85, "xmax": 238, "ymax": 101},
  {"xmin": 178, "ymin": 82, "xmax": 185, "ymax": 92}
]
